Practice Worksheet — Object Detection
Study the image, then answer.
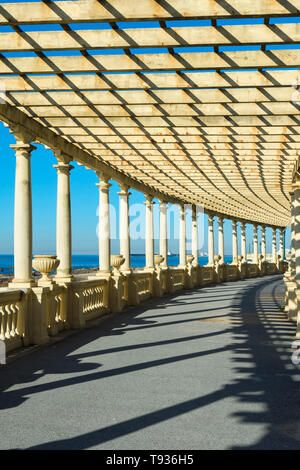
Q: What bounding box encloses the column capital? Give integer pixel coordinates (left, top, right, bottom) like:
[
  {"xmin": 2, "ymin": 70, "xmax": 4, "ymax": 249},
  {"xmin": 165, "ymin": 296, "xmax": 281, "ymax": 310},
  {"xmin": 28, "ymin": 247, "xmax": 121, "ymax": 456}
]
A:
[
  {"xmin": 53, "ymin": 162, "xmax": 74, "ymax": 174},
  {"xmin": 118, "ymin": 182, "xmax": 131, "ymax": 196},
  {"xmin": 53, "ymin": 150, "xmax": 73, "ymax": 165},
  {"xmin": 10, "ymin": 142, "xmax": 36, "ymax": 155},
  {"xmin": 232, "ymin": 219, "xmax": 237, "ymax": 228},
  {"xmin": 158, "ymin": 198, "xmax": 168, "ymax": 206},
  {"xmin": 208, "ymin": 213, "xmax": 214, "ymax": 223}
]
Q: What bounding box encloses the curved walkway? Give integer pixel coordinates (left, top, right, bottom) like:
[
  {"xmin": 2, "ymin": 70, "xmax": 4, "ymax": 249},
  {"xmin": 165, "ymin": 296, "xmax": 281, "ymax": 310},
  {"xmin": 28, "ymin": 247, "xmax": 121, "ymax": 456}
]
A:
[{"xmin": 1, "ymin": 275, "xmax": 300, "ymax": 450}]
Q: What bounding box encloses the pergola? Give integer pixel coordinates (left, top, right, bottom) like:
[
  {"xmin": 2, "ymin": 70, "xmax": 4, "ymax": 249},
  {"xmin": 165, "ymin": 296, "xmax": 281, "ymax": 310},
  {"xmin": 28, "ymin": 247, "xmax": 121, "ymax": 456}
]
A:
[{"xmin": 0, "ymin": 0, "xmax": 299, "ymax": 228}]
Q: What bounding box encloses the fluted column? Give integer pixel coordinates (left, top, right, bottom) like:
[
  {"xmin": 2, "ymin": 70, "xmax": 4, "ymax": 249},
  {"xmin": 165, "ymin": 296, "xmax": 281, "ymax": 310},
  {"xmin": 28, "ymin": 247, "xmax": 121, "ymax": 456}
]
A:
[
  {"xmin": 10, "ymin": 139, "xmax": 36, "ymax": 286},
  {"xmin": 208, "ymin": 214, "xmax": 214, "ymax": 265},
  {"xmin": 54, "ymin": 160, "xmax": 74, "ymax": 280},
  {"xmin": 261, "ymin": 225, "xmax": 266, "ymax": 260},
  {"xmin": 192, "ymin": 205, "xmax": 198, "ymax": 266},
  {"xmin": 232, "ymin": 220, "xmax": 238, "ymax": 263},
  {"xmin": 159, "ymin": 200, "xmax": 168, "ymax": 267},
  {"xmin": 179, "ymin": 205, "xmax": 186, "ymax": 266},
  {"xmin": 218, "ymin": 216, "xmax": 224, "ymax": 264},
  {"xmin": 241, "ymin": 222, "xmax": 247, "ymax": 261},
  {"xmin": 145, "ymin": 195, "xmax": 154, "ymax": 268},
  {"xmin": 272, "ymin": 228, "xmax": 277, "ymax": 263},
  {"xmin": 253, "ymin": 224, "xmax": 258, "ymax": 264},
  {"xmin": 97, "ymin": 173, "xmax": 111, "ymax": 273},
  {"xmin": 279, "ymin": 228, "xmax": 284, "ymax": 259},
  {"xmin": 118, "ymin": 183, "xmax": 131, "ymax": 271}
]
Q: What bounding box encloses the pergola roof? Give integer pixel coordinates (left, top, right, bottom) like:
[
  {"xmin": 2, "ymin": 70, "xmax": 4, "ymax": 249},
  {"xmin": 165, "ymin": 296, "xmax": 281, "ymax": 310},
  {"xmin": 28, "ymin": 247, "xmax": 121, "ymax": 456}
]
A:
[{"xmin": 1, "ymin": 1, "xmax": 300, "ymax": 227}]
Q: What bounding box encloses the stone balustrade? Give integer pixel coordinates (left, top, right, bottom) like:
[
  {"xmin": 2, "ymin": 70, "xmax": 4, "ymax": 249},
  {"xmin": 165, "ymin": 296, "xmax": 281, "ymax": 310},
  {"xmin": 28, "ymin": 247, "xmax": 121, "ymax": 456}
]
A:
[
  {"xmin": 0, "ymin": 288, "xmax": 29, "ymax": 355},
  {"xmin": 0, "ymin": 260, "xmax": 287, "ymax": 361}
]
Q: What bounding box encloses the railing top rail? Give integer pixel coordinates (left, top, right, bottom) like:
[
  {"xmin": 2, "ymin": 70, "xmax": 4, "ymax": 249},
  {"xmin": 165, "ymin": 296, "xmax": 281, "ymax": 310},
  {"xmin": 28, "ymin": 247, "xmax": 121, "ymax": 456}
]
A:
[{"xmin": 0, "ymin": 288, "xmax": 27, "ymax": 303}]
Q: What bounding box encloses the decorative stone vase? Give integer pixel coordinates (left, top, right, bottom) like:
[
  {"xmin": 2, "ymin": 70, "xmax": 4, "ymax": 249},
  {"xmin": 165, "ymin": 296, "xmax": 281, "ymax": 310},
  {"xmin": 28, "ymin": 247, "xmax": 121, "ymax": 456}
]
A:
[
  {"xmin": 186, "ymin": 254, "xmax": 194, "ymax": 265},
  {"xmin": 214, "ymin": 254, "xmax": 221, "ymax": 264},
  {"xmin": 111, "ymin": 254, "xmax": 125, "ymax": 272},
  {"xmin": 154, "ymin": 254, "xmax": 164, "ymax": 266},
  {"xmin": 32, "ymin": 255, "xmax": 60, "ymax": 282}
]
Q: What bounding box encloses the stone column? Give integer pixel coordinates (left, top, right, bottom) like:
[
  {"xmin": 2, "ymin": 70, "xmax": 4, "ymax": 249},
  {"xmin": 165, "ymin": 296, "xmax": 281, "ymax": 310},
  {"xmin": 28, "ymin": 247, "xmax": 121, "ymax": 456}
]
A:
[
  {"xmin": 54, "ymin": 160, "xmax": 74, "ymax": 281},
  {"xmin": 179, "ymin": 205, "xmax": 186, "ymax": 266},
  {"xmin": 294, "ymin": 188, "xmax": 300, "ymax": 282},
  {"xmin": 192, "ymin": 205, "xmax": 199, "ymax": 266},
  {"xmin": 232, "ymin": 220, "xmax": 238, "ymax": 263},
  {"xmin": 218, "ymin": 216, "xmax": 224, "ymax": 264},
  {"xmin": 261, "ymin": 225, "xmax": 266, "ymax": 261},
  {"xmin": 159, "ymin": 200, "xmax": 168, "ymax": 267},
  {"xmin": 279, "ymin": 228, "xmax": 284, "ymax": 259},
  {"xmin": 118, "ymin": 183, "xmax": 131, "ymax": 271},
  {"xmin": 241, "ymin": 222, "xmax": 247, "ymax": 261},
  {"xmin": 272, "ymin": 228, "xmax": 277, "ymax": 263},
  {"xmin": 253, "ymin": 224, "xmax": 258, "ymax": 264},
  {"xmin": 208, "ymin": 214, "xmax": 214, "ymax": 265},
  {"xmin": 145, "ymin": 195, "xmax": 154, "ymax": 268},
  {"xmin": 97, "ymin": 173, "xmax": 111, "ymax": 273},
  {"xmin": 10, "ymin": 139, "xmax": 36, "ymax": 287}
]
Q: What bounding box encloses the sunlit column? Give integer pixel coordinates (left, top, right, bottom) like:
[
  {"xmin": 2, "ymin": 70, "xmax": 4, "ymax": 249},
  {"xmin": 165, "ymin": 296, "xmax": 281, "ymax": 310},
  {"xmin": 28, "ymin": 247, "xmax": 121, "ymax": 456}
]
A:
[
  {"xmin": 208, "ymin": 214, "xmax": 214, "ymax": 265},
  {"xmin": 145, "ymin": 195, "xmax": 154, "ymax": 268},
  {"xmin": 261, "ymin": 225, "xmax": 266, "ymax": 260},
  {"xmin": 218, "ymin": 216, "xmax": 224, "ymax": 264},
  {"xmin": 11, "ymin": 138, "xmax": 36, "ymax": 286},
  {"xmin": 54, "ymin": 159, "xmax": 74, "ymax": 280},
  {"xmin": 232, "ymin": 220, "xmax": 238, "ymax": 263},
  {"xmin": 179, "ymin": 204, "xmax": 186, "ymax": 266},
  {"xmin": 253, "ymin": 224, "xmax": 258, "ymax": 264},
  {"xmin": 97, "ymin": 173, "xmax": 111, "ymax": 273},
  {"xmin": 192, "ymin": 205, "xmax": 199, "ymax": 266},
  {"xmin": 118, "ymin": 183, "xmax": 131, "ymax": 271},
  {"xmin": 159, "ymin": 199, "xmax": 168, "ymax": 267},
  {"xmin": 272, "ymin": 228, "xmax": 277, "ymax": 263},
  {"xmin": 279, "ymin": 228, "xmax": 284, "ymax": 259},
  {"xmin": 241, "ymin": 222, "xmax": 247, "ymax": 261}
]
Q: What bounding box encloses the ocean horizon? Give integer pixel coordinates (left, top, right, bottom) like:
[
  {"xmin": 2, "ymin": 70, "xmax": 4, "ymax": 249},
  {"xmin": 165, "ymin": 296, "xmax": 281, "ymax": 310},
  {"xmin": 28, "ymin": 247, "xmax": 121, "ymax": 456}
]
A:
[{"xmin": 0, "ymin": 254, "xmax": 234, "ymax": 275}]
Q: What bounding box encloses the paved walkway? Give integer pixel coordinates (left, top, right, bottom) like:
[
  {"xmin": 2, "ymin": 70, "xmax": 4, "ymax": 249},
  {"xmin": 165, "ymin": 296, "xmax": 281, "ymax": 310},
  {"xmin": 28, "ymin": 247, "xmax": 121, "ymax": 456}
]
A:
[{"xmin": 1, "ymin": 275, "xmax": 300, "ymax": 450}]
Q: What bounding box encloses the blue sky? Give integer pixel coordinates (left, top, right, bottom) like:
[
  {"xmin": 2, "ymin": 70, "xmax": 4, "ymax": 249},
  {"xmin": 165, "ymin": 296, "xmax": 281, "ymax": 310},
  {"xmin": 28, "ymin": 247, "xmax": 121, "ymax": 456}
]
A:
[{"xmin": 0, "ymin": 10, "xmax": 294, "ymax": 255}]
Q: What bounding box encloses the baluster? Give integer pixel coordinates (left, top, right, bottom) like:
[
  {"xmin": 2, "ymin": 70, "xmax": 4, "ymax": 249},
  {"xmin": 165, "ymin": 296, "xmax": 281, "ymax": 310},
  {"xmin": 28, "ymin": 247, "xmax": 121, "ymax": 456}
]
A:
[
  {"xmin": 0, "ymin": 304, "xmax": 6, "ymax": 340},
  {"xmin": 10, "ymin": 303, "xmax": 18, "ymax": 337},
  {"xmin": 5, "ymin": 304, "xmax": 11, "ymax": 339}
]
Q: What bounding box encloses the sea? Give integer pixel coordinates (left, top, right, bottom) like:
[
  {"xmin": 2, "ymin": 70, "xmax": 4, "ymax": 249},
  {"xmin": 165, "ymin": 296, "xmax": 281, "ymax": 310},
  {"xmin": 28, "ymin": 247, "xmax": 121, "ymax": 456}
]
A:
[{"xmin": 0, "ymin": 254, "xmax": 234, "ymax": 275}]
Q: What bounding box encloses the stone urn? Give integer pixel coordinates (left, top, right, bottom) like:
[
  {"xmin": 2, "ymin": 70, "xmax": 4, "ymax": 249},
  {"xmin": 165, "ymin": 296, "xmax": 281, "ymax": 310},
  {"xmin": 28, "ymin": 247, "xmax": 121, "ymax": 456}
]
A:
[
  {"xmin": 186, "ymin": 254, "xmax": 194, "ymax": 265},
  {"xmin": 154, "ymin": 254, "xmax": 164, "ymax": 266},
  {"xmin": 214, "ymin": 254, "xmax": 222, "ymax": 264},
  {"xmin": 32, "ymin": 255, "xmax": 60, "ymax": 283},
  {"xmin": 110, "ymin": 254, "xmax": 125, "ymax": 272}
]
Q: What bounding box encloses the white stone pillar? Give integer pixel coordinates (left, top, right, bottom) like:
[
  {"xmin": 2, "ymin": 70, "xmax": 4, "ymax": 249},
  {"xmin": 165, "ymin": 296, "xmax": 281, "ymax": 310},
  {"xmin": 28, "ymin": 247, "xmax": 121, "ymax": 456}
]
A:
[
  {"xmin": 11, "ymin": 140, "xmax": 36, "ymax": 287},
  {"xmin": 179, "ymin": 205, "xmax": 186, "ymax": 266},
  {"xmin": 54, "ymin": 160, "xmax": 74, "ymax": 281},
  {"xmin": 279, "ymin": 228, "xmax": 284, "ymax": 259},
  {"xmin": 192, "ymin": 205, "xmax": 198, "ymax": 266},
  {"xmin": 241, "ymin": 222, "xmax": 247, "ymax": 261},
  {"xmin": 159, "ymin": 200, "xmax": 168, "ymax": 267},
  {"xmin": 208, "ymin": 214, "xmax": 214, "ymax": 265},
  {"xmin": 145, "ymin": 195, "xmax": 154, "ymax": 268},
  {"xmin": 97, "ymin": 173, "xmax": 111, "ymax": 273},
  {"xmin": 272, "ymin": 228, "xmax": 277, "ymax": 263},
  {"xmin": 253, "ymin": 224, "xmax": 258, "ymax": 264},
  {"xmin": 261, "ymin": 225, "xmax": 266, "ymax": 260},
  {"xmin": 218, "ymin": 216, "xmax": 224, "ymax": 264},
  {"xmin": 118, "ymin": 183, "xmax": 131, "ymax": 271},
  {"xmin": 232, "ymin": 220, "xmax": 238, "ymax": 263}
]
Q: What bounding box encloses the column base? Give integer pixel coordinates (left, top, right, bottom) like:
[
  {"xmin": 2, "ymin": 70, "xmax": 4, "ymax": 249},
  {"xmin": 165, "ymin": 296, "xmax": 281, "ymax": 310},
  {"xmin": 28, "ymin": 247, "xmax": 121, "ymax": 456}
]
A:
[
  {"xmin": 55, "ymin": 273, "xmax": 73, "ymax": 282},
  {"xmin": 9, "ymin": 278, "xmax": 37, "ymax": 288}
]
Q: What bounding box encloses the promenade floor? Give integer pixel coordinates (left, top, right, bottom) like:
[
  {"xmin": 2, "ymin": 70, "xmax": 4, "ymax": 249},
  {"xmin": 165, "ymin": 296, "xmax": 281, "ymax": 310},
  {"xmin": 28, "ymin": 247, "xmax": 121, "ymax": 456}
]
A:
[{"xmin": 1, "ymin": 275, "xmax": 300, "ymax": 450}]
